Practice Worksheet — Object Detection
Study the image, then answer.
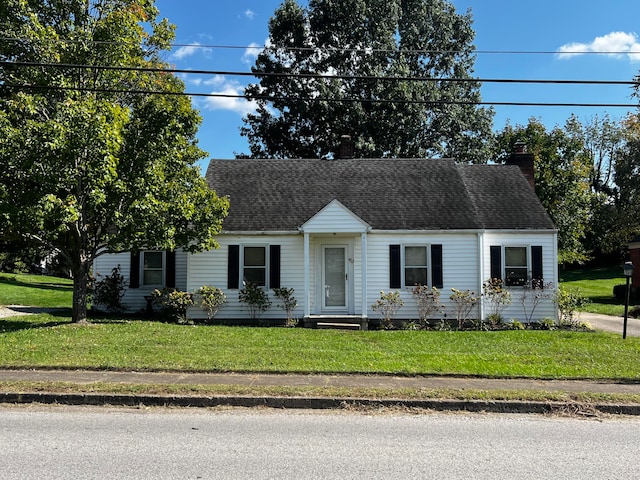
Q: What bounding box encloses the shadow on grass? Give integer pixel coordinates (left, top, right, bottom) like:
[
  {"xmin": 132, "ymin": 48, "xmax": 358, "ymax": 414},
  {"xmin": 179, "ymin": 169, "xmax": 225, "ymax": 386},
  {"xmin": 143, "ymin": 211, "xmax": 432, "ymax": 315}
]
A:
[
  {"xmin": 0, "ymin": 276, "xmax": 73, "ymax": 292},
  {"xmin": 559, "ymin": 265, "xmax": 624, "ymax": 282}
]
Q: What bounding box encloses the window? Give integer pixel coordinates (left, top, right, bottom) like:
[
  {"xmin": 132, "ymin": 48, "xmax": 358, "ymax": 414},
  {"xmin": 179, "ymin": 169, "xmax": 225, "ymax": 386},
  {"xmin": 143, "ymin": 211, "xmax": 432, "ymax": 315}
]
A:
[
  {"xmin": 243, "ymin": 246, "xmax": 266, "ymax": 286},
  {"xmin": 389, "ymin": 244, "xmax": 443, "ymax": 289},
  {"xmin": 490, "ymin": 245, "xmax": 543, "ymax": 288},
  {"xmin": 228, "ymin": 245, "xmax": 281, "ymax": 289},
  {"xmin": 142, "ymin": 251, "xmax": 164, "ymax": 286},
  {"xmin": 404, "ymin": 246, "xmax": 428, "ymax": 286},
  {"xmin": 504, "ymin": 246, "xmax": 528, "ymax": 286}
]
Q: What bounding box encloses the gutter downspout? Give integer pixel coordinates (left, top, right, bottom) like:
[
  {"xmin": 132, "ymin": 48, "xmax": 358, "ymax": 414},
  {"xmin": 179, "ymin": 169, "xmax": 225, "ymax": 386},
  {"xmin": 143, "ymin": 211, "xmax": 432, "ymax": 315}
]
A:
[{"xmin": 304, "ymin": 232, "xmax": 310, "ymax": 318}]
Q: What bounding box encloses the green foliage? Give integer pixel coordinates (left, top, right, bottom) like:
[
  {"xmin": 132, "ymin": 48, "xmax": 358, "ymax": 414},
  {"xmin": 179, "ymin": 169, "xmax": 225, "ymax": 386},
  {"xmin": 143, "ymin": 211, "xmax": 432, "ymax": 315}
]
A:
[
  {"xmin": 239, "ymin": 283, "xmax": 272, "ymax": 321},
  {"xmin": 92, "ymin": 266, "xmax": 127, "ymax": 313},
  {"xmin": 494, "ymin": 118, "xmax": 594, "ymax": 265},
  {"xmin": 242, "ymin": 0, "xmax": 493, "ymax": 162},
  {"xmin": 555, "ymin": 285, "xmax": 591, "ymax": 327},
  {"xmin": 0, "ymin": 0, "xmax": 229, "ymax": 323},
  {"xmin": 194, "ymin": 285, "xmax": 226, "ymax": 323},
  {"xmin": 450, "ymin": 288, "xmax": 479, "ymax": 329},
  {"xmin": 411, "ymin": 284, "xmax": 443, "ymax": 327},
  {"xmin": 482, "ymin": 278, "xmax": 511, "ymax": 327},
  {"xmin": 151, "ymin": 288, "xmax": 194, "ymax": 324},
  {"xmin": 372, "ymin": 290, "xmax": 404, "ymax": 329},
  {"xmin": 272, "ymin": 287, "xmax": 298, "ymax": 326}
]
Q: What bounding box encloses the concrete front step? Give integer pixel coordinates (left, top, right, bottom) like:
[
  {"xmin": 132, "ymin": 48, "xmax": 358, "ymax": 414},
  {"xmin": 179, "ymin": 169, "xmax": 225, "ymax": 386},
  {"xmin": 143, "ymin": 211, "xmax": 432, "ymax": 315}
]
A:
[{"xmin": 304, "ymin": 316, "xmax": 369, "ymax": 330}]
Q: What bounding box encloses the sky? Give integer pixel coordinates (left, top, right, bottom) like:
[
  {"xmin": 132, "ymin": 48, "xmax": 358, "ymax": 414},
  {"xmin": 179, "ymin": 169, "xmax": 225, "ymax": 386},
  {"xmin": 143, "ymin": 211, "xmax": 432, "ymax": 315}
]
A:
[{"xmin": 153, "ymin": 0, "xmax": 640, "ymax": 167}]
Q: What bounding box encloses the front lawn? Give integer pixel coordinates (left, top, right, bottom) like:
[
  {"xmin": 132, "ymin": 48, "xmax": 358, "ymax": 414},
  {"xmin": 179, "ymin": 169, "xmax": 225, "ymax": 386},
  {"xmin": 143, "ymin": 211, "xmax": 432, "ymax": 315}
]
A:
[
  {"xmin": 558, "ymin": 265, "xmax": 637, "ymax": 316},
  {"xmin": 0, "ymin": 273, "xmax": 73, "ymax": 308},
  {"xmin": 1, "ymin": 314, "xmax": 639, "ymax": 380}
]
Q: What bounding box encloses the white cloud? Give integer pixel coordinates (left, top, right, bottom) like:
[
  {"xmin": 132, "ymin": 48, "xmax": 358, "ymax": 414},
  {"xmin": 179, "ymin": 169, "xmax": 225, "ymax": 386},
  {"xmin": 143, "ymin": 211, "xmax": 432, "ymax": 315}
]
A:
[
  {"xmin": 245, "ymin": 9, "xmax": 255, "ymax": 20},
  {"xmin": 200, "ymin": 77, "xmax": 258, "ymax": 116},
  {"xmin": 242, "ymin": 41, "xmax": 265, "ymax": 65},
  {"xmin": 170, "ymin": 42, "xmax": 202, "ymax": 60},
  {"xmin": 557, "ymin": 31, "xmax": 640, "ymax": 62}
]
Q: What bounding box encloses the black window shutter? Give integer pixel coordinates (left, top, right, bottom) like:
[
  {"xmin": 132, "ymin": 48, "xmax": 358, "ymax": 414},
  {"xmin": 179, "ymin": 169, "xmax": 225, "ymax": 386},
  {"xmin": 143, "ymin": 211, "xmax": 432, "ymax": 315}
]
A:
[
  {"xmin": 228, "ymin": 245, "xmax": 240, "ymax": 289},
  {"xmin": 165, "ymin": 251, "xmax": 176, "ymax": 289},
  {"xmin": 270, "ymin": 245, "xmax": 281, "ymax": 289},
  {"xmin": 490, "ymin": 246, "xmax": 502, "ymax": 281},
  {"xmin": 531, "ymin": 246, "xmax": 543, "ymax": 288},
  {"xmin": 431, "ymin": 244, "xmax": 443, "ymax": 288},
  {"xmin": 130, "ymin": 252, "xmax": 140, "ymax": 289},
  {"xmin": 389, "ymin": 244, "xmax": 401, "ymax": 289}
]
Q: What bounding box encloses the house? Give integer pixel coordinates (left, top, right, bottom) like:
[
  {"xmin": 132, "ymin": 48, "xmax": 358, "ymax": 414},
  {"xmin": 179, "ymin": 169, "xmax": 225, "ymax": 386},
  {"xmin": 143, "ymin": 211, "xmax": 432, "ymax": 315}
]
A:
[{"xmin": 93, "ymin": 146, "xmax": 558, "ymax": 327}]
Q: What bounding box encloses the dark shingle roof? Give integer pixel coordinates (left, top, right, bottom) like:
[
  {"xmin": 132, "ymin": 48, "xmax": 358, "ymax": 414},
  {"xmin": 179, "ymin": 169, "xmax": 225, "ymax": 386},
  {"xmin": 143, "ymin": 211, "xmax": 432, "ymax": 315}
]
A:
[{"xmin": 205, "ymin": 158, "xmax": 555, "ymax": 232}]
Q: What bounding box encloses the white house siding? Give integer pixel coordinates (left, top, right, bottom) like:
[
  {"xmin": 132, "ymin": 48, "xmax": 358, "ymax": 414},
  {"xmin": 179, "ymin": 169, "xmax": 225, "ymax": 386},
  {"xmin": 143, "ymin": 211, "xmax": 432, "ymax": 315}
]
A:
[
  {"xmin": 365, "ymin": 232, "xmax": 480, "ymax": 321},
  {"xmin": 481, "ymin": 231, "xmax": 558, "ymax": 322},
  {"xmin": 93, "ymin": 251, "xmax": 188, "ymax": 314},
  {"xmin": 187, "ymin": 234, "xmax": 306, "ymax": 321}
]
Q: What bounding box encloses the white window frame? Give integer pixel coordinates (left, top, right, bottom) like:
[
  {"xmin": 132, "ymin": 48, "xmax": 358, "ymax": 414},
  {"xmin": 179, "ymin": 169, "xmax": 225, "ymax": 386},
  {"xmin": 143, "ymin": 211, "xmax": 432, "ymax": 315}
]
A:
[
  {"xmin": 241, "ymin": 245, "xmax": 269, "ymax": 288},
  {"xmin": 402, "ymin": 244, "xmax": 430, "ymax": 288},
  {"xmin": 141, "ymin": 250, "xmax": 165, "ymax": 287},
  {"xmin": 503, "ymin": 245, "xmax": 529, "ymax": 287}
]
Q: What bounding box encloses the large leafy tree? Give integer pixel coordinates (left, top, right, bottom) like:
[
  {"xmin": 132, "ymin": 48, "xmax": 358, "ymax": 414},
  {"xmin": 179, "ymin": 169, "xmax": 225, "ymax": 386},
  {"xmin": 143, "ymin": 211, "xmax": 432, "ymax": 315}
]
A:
[
  {"xmin": 494, "ymin": 118, "xmax": 593, "ymax": 265},
  {"xmin": 0, "ymin": 0, "xmax": 228, "ymax": 323},
  {"xmin": 241, "ymin": 0, "xmax": 494, "ymax": 162}
]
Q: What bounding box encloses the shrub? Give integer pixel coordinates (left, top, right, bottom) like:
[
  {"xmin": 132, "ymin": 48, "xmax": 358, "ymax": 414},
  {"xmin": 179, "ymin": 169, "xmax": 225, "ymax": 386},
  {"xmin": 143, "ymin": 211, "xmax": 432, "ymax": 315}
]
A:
[
  {"xmin": 151, "ymin": 288, "xmax": 194, "ymax": 323},
  {"xmin": 195, "ymin": 285, "xmax": 226, "ymax": 323},
  {"xmin": 92, "ymin": 265, "xmax": 127, "ymax": 313},
  {"xmin": 519, "ymin": 281, "xmax": 554, "ymax": 323},
  {"xmin": 372, "ymin": 290, "xmax": 404, "ymax": 329},
  {"xmin": 411, "ymin": 284, "xmax": 443, "ymax": 327},
  {"xmin": 239, "ymin": 282, "xmax": 272, "ymax": 321},
  {"xmin": 273, "ymin": 287, "xmax": 298, "ymax": 327},
  {"xmin": 554, "ymin": 285, "xmax": 590, "ymax": 327},
  {"xmin": 450, "ymin": 288, "xmax": 479, "ymax": 330},
  {"xmin": 482, "ymin": 278, "xmax": 511, "ymax": 327}
]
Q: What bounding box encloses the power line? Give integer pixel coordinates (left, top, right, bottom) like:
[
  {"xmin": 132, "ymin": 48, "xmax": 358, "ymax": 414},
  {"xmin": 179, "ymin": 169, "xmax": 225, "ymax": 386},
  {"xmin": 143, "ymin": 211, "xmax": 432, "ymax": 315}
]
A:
[
  {"xmin": 2, "ymin": 36, "xmax": 640, "ymax": 56},
  {"xmin": 2, "ymin": 60, "xmax": 638, "ymax": 86},
  {"xmin": 3, "ymin": 82, "xmax": 638, "ymax": 108}
]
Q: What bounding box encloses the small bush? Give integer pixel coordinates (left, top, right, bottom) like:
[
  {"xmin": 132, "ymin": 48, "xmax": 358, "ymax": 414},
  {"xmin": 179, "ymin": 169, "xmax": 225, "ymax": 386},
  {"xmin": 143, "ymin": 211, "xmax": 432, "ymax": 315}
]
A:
[
  {"xmin": 273, "ymin": 287, "xmax": 298, "ymax": 327},
  {"xmin": 411, "ymin": 284, "xmax": 443, "ymax": 327},
  {"xmin": 151, "ymin": 288, "xmax": 194, "ymax": 323},
  {"xmin": 450, "ymin": 288, "xmax": 479, "ymax": 330},
  {"xmin": 482, "ymin": 278, "xmax": 511, "ymax": 327},
  {"xmin": 239, "ymin": 282, "xmax": 271, "ymax": 321},
  {"xmin": 194, "ymin": 285, "xmax": 226, "ymax": 323},
  {"xmin": 372, "ymin": 290, "xmax": 404, "ymax": 329},
  {"xmin": 92, "ymin": 265, "xmax": 127, "ymax": 313},
  {"xmin": 555, "ymin": 285, "xmax": 590, "ymax": 327}
]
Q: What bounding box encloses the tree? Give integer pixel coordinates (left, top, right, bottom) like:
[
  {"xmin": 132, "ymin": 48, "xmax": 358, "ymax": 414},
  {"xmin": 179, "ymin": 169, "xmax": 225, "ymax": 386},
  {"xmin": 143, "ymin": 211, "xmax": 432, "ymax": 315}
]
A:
[
  {"xmin": 0, "ymin": 0, "xmax": 229, "ymax": 323},
  {"xmin": 241, "ymin": 0, "xmax": 494, "ymax": 162},
  {"xmin": 494, "ymin": 118, "xmax": 593, "ymax": 265}
]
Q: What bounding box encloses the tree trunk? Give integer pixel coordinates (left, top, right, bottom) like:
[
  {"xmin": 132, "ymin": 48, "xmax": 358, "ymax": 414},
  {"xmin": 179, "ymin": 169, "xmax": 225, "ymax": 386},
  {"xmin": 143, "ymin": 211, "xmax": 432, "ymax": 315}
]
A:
[{"xmin": 71, "ymin": 260, "xmax": 91, "ymax": 324}]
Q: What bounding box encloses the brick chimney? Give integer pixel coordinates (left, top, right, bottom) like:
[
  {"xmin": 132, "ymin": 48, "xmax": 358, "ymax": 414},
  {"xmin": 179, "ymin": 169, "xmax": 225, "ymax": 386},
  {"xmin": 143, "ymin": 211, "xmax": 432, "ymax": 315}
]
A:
[
  {"xmin": 337, "ymin": 135, "xmax": 354, "ymax": 159},
  {"xmin": 506, "ymin": 140, "xmax": 535, "ymax": 189}
]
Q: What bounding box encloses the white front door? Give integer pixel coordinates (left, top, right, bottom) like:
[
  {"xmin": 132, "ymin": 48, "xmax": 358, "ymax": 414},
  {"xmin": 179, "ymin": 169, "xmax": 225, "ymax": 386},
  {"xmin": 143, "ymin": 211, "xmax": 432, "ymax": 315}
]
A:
[{"xmin": 322, "ymin": 245, "xmax": 348, "ymax": 311}]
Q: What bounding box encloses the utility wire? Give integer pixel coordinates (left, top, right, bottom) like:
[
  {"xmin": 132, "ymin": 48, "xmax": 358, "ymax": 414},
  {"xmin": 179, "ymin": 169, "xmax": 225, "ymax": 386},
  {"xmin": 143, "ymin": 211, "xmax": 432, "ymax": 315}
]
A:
[
  {"xmin": 2, "ymin": 37, "xmax": 639, "ymax": 56},
  {"xmin": 3, "ymin": 82, "xmax": 638, "ymax": 108},
  {"xmin": 2, "ymin": 60, "xmax": 638, "ymax": 86}
]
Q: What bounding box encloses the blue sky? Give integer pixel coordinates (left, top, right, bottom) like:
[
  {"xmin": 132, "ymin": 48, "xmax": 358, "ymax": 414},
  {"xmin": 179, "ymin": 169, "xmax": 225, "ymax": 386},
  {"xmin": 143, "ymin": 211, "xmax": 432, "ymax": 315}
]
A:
[{"xmin": 154, "ymin": 0, "xmax": 640, "ymax": 165}]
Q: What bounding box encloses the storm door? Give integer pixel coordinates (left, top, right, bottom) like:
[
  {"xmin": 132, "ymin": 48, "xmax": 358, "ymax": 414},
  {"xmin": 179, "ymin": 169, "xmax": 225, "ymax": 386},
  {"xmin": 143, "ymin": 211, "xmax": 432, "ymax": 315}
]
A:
[{"xmin": 322, "ymin": 245, "xmax": 348, "ymax": 311}]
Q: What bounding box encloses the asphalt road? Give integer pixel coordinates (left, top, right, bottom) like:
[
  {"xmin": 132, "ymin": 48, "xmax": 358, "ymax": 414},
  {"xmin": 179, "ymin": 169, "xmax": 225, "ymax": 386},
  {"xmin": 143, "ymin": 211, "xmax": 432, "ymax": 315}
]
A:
[{"xmin": 2, "ymin": 405, "xmax": 640, "ymax": 479}]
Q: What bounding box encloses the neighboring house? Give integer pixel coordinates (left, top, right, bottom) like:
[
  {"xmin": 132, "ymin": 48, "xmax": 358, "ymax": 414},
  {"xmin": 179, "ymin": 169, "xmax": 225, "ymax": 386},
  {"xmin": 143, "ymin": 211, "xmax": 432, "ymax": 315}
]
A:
[{"xmin": 94, "ymin": 146, "xmax": 558, "ymax": 327}]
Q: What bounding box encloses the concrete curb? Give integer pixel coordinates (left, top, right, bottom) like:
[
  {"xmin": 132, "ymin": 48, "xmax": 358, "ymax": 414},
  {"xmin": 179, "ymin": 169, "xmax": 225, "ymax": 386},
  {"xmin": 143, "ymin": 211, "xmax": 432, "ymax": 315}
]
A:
[{"xmin": 2, "ymin": 392, "xmax": 640, "ymax": 416}]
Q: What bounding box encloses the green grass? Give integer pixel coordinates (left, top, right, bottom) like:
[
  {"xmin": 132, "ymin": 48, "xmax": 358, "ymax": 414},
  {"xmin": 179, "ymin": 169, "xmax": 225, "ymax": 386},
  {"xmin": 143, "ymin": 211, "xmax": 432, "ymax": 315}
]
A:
[
  {"xmin": 1, "ymin": 314, "xmax": 640, "ymax": 380},
  {"xmin": 0, "ymin": 273, "xmax": 73, "ymax": 308},
  {"xmin": 558, "ymin": 265, "xmax": 637, "ymax": 316}
]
